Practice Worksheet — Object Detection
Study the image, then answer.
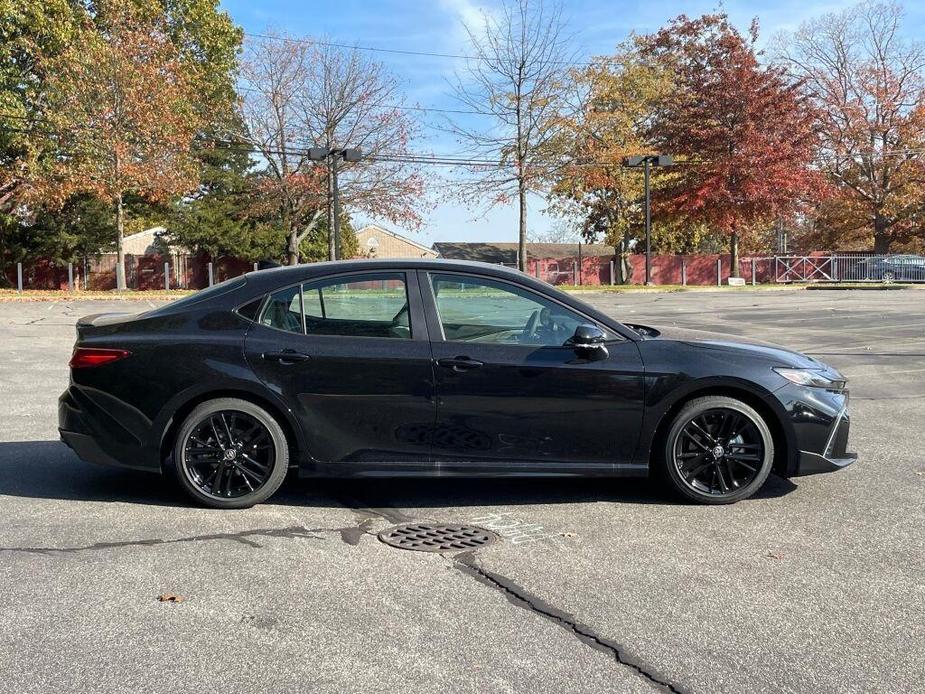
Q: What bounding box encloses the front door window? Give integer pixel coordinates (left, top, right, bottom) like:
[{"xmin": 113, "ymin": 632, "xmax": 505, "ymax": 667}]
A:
[{"xmin": 429, "ymin": 273, "xmax": 607, "ymax": 346}]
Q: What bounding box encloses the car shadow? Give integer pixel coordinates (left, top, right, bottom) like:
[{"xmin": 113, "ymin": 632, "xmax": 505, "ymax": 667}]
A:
[
  {"xmin": 0, "ymin": 440, "xmax": 188, "ymax": 507},
  {"xmin": 0, "ymin": 440, "xmax": 798, "ymax": 509}
]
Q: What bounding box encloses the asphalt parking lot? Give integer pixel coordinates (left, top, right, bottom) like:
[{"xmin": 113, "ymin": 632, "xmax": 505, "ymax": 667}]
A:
[{"xmin": 1, "ymin": 289, "xmax": 923, "ymax": 693}]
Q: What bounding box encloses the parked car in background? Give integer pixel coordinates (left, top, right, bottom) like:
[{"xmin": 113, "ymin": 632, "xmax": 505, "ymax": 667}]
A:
[
  {"xmin": 59, "ymin": 259, "xmax": 855, "ymax": 509},
  {"xmin": 857, "ymin": 255, "xmax": 925, "ymax": 282}
]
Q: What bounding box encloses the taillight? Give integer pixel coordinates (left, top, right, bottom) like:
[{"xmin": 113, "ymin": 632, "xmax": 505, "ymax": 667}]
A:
[{"xmin": 69, "ymin": 347, "xmax": 132, "ymax": 369}]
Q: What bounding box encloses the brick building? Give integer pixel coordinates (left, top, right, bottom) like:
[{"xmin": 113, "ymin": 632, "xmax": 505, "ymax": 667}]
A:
[{"xmin": 355, "ymin": 224, "xmax": 438, "ymax": 259}]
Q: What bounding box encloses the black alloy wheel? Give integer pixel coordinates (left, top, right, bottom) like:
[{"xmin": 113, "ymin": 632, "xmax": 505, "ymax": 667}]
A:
[
  {"xmin": 174, "ymin": 398, "xmax": 288, "ymax": 508},
  {"xmin": 662, "ymin": 396, "xmax": 774, "ymax": 504}
]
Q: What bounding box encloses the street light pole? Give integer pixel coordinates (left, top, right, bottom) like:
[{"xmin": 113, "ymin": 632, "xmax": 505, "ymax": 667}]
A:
[
  {"xmin": 332, "ymin": 154, "xmax": 342, "ymax": 260},
  {"xmin": 623, "ymin": 155, "xmax": 673, "ymax": 286},
  {"xmin": 308, "ymin": 147, "xmax": 363, "ymax": 260}
]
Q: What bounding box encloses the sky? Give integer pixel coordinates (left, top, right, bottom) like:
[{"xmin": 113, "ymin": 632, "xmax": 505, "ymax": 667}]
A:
[{"xmin": 219, "ymin": 0, "xmax": 925, "ymax": 247}]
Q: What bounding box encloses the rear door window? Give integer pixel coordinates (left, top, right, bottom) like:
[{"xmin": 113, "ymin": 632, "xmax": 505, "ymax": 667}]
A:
[{"xmin": 302, "ymin": 273, "xmax": 411, "ymax": 339}]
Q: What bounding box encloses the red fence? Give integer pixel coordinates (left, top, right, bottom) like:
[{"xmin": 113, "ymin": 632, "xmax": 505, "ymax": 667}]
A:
[
  {"xmin": 3, "ymin": 254, "xmax": 254, "ymax": 291},
  {"xmin": 528, "ymin": 254, "xmax": 773, "ymax": 286},
  {"xmin": 5, "ymin": 252, "xmax": 780, "ymax": 290}
]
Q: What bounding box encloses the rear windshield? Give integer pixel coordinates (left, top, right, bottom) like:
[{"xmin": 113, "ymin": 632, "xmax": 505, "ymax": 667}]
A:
[{"xmin": 145, "ymin": 276, "xmax": 247, "ymax": 316}]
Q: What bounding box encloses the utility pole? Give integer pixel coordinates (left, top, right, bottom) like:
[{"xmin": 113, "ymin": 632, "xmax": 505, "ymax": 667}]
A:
[
  {"xmin": 309, "ymin": 147, "xmax": 363, "ymax": 260},
  {"xmin": 623, "ymin": 155, "xmax": 674, "ymax": 285}
]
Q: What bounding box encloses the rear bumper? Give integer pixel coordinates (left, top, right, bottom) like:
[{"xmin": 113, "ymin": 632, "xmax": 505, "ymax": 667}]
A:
[
  {"xmin": 59, "ymin": 429, "xmax": 125, "ymax": 468},
  {"xmin": 58, "ymin": 387, "xmax": 158, "ymax": 471}
]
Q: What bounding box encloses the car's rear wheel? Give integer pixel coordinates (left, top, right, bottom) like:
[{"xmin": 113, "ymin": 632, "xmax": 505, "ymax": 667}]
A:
[
  {"xmin": 661, "ymin": 396, "xmax": 774, "ymax": 504},
  {"xmin": 174, "ymin": 398, "xmax": 288, "ymax": 509},
  {"xmin": 881, "ymin": 270, "xmax": 895, "ymax": 283}
]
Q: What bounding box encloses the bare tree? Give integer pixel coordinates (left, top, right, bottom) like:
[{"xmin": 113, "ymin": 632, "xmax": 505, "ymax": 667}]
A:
[
  {"xmin": 776, "ymin": 1, "xmax": 925, "ymax": 253},
  {"xmin": 239, "ymin": 35, "xmax": 325, "ymax": 265},
  {"xmin": 240, "ymin": 34, "xmax": 426, "ymax": 264},
  {"xmin": 449, "ymin": 0, "xmax": 576, "ymax": 271},
  {"xmin": 296, "ymin": 41, "xmax": 426, "ymax": 259}
]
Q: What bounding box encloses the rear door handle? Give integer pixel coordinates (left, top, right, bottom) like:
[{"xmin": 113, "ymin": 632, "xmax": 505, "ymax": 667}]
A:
[
  {"xmin": 436, "ymin": 356, "xmax": 484, "ymax": 372},
  {"xmin": 262, "ymin": 350, "xmax": 311, "ymax": 364}
]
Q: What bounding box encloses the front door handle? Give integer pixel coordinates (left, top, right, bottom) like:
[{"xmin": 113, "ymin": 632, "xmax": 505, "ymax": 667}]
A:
[
  {"xmin": 436, "ymin": 356, "xmax": 484, "ymax": 372},
  {"xmin": 262, "ymin": 350, "xmax": 311, "ymax": 365}
]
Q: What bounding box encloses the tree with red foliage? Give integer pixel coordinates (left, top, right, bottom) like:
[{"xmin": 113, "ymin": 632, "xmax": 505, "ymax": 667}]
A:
[{"xmin": 638, "ymin": 14, "xmax": 820, "ymax": 274}]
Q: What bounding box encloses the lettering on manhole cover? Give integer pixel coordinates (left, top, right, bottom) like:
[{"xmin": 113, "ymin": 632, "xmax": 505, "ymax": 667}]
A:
[{"xmin": 377, "ymin": 523, "xmax": 499, "ymax": 553}]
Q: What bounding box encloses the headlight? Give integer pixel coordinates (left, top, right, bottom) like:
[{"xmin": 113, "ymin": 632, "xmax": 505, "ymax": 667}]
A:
[{"xmin": 773, "ymin": 367, "xmax": 845, "ymax": 390}]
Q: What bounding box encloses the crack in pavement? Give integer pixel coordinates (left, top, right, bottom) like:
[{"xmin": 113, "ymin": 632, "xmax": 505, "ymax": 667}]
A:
[
  {"xmin": 0, "ymin": 522, "xmax": 373, "ymax": 556},
  {"xmin": 452, "ymin": 551, "xmax": 686, "ymax": 694}
]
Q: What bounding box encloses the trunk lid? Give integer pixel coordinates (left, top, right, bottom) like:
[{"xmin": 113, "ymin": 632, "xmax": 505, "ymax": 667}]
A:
[{"xmin": 75, "ymin": 312, "xmax": 138, "ymax": 340}]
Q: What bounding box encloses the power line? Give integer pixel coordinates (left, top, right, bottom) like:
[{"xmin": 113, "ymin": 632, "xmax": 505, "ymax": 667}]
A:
[
  {"xmin": 235, "ymin": 85, "xmax": 488, "ymax": 116},
  {"xmin": 243, "ymin": 31, "xmax": 600, "ymax": 68}
]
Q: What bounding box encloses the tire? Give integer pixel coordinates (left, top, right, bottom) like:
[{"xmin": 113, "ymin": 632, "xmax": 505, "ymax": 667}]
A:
[
  {"xmin": 173, "ymin": 398, "xmax": 289, "ymax": 509},
  {"xmin": 881, "ymin": 270, "xmax": 895, "ymax": 284},
  {"xmin": 660, "ymin": 396, "xmax": 774, "ymax": 505}
]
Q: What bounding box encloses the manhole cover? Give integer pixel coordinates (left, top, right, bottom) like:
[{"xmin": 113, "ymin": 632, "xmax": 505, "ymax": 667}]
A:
[{"xmin": 378, "ymin": 523, "xmax": 499, "ymax": 553}]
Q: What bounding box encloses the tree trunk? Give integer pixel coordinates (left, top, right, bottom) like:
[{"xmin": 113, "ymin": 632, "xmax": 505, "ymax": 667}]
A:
[
  {"xmin": 619, "ymin": 231, "xmax": 632, "ymax": 284},
  {"xmin": 517, "ymin": 178, "xmax": 527, "ymax": 272},
  {"xmin": 284, "ymin": 206, "xmax": 298, "ymax": 266},
  {"xmin": 729, "ymin": 231, "xmax": 740, "ymax": 278},
  {"xmin": 873, "ymin": 214, "xmax": 891, "ymax": 254},
  {"xmin": 287, "ymin": 228, "xmax": 299, "ymax": 266},
  {"xmin": 615, "ymin": 237, "xmax": 626, "ymax": 284},
  {"xmin": 115, "ymin": 192, "xmax": 126, "ymax": 291}
]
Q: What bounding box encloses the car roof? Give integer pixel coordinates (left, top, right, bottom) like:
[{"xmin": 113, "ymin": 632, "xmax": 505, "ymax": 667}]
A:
[{"xmin": 247, "ymin": 257, "xmax": 525, "ymax": 279}]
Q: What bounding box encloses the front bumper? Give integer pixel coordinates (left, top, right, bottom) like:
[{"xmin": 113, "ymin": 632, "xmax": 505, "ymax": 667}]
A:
[{"xmin": 778, "ymin": 383, "xmax": 857, "ymax": 476}]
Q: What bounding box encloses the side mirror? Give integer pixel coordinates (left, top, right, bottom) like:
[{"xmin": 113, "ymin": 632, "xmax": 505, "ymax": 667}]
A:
[{"xmin": 568, "ymin": 324, "xmax": 607, "ymax": 351}]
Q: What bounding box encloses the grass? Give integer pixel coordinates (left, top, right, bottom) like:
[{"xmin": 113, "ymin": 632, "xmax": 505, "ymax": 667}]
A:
[
  {"xmin": 2, "ymin": 281, "xmax": 918, "ymax": 302},
  {"xmin": 0, "ymin": 289, "xmax": 195, "ymax": 302},
  {"xmin": 557, "ymin": 283, "xmax": 805, "ymax": 292}
]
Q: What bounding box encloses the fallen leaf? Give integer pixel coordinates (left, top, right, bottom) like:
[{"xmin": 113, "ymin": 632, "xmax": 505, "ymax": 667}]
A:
[
  {"xmin": 766, "ymin": 552, "xmax": 784, "ymax": 560},
  {"xmin": 157, "ymin": 593, "xmax": 187, "ymax": 603}
]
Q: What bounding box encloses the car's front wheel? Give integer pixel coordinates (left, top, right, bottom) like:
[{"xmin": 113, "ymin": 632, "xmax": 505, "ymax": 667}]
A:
[
  {"xmin": 173, "ymin": 398, "xmax": 289, "ymax": 509},
  {"xmin": 661, "ymin": 396, "xmax": 774, "ymax": 504}
]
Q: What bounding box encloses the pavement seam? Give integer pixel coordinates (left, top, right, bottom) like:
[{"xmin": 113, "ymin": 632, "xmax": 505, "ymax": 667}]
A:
[
  {"xmin": 0, "ymin": 524, "xmax": 356, "ymax": 555},
  {"xmin": 450, "ymin": 551, "xmax": 686, "ymax": 694}
]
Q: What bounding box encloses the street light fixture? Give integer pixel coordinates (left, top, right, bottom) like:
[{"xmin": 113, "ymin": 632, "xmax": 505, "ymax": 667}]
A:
[
  {"xmin": 623, "ymin": 154, "xmax": 673, "ymax": 285},
  {"xmin": 308, "ymin": 147, "xmax": 363, "ymax": 260}
]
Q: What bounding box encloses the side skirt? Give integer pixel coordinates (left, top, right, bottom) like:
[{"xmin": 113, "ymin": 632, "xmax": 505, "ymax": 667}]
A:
[{"xmin": 299, "ymin": 460, "xmax": 649, "ymax": 479}]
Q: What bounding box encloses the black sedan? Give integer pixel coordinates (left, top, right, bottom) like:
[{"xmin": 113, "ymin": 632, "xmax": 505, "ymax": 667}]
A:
[{"xmin": 59, "ymin": 259, "xmax": 856, "ymax": 508}]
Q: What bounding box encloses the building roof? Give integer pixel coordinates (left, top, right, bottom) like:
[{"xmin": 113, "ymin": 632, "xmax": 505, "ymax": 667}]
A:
[
  {"xmin": 432, "ymin": 241, "xmax": 616, "ymax": 263},
  {"xmin": 107, "ymin": 226, "xmax": 167, "ymax": 255}
]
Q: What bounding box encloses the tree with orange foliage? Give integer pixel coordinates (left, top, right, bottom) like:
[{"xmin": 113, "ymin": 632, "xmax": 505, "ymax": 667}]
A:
[
  {"xmin": 41, "ymin": 0, "xmax": 201, "ymax": 289},
  {"xmin": 639, "ymin": 14, "xmax": 820, "ymax": 275},
  {"xmin": 548, "ymin": 43, "xmax": 673, "ymax": 282}
]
